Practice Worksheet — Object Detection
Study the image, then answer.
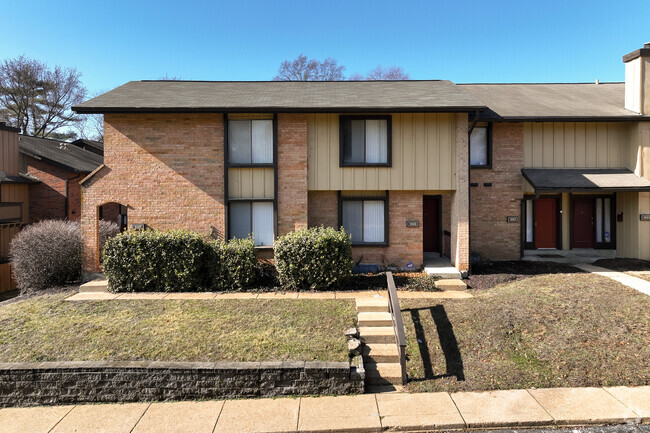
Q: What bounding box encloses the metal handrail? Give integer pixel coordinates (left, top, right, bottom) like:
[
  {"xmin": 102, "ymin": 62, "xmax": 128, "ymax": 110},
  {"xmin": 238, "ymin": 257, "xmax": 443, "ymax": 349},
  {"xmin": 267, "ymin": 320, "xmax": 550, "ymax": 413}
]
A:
[{"xmin": 386, "ymin": 271, "xmax": 408, "ymax": 384}]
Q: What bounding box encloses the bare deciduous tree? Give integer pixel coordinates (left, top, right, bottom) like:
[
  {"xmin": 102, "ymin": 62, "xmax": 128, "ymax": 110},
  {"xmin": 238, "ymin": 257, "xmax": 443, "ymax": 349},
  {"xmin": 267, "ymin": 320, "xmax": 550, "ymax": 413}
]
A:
[
  {"xmin": 0, "ymin": 56, "xmax": 86, "ymax": 138},
  {"xmin": 75, "ymin": 89, "xmax": 106, "ymax": 143},
  {"xmin": 365, "ymin": 65, "xmax": 410, "ymax": 80},
  {"xmin": 273, "ymin": 54, "xmax": 345, "ymax": 81}
]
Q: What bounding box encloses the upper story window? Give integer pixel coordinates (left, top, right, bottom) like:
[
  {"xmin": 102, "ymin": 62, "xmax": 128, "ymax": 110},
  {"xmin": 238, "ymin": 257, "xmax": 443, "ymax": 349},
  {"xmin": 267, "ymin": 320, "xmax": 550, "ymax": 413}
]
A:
[
  {"xmin": 340, "ymin": 116, "xmax": 391, "ymax": 166},
  {"xmin": 470, "ymin": 123, "xmax": 492, "ymax": 168},
  {"xmin": 228, "ymin": 119, "xmax": 273, "ymax": 164}
]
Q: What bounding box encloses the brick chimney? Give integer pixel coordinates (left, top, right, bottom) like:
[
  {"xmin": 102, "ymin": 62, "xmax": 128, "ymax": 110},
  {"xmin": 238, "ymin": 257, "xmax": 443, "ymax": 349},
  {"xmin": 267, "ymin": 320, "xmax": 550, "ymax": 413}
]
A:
[{"xmin": 623, "ymin": 42, "xmax": 650, "ymax": 114}]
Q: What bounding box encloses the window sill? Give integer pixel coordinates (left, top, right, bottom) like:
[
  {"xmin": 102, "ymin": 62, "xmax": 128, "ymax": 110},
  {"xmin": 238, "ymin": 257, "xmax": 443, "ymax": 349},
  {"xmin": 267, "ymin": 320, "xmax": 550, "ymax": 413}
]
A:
[
  {"xmin": 351, "ymin": 243, "xmax": 389, "ymax": 248},
  {"xmin": 227, "ymin": 163, "xmax": 274, "ymax": 168},
  {"xmin": 470, "ymin": 165, "xmax": 492, "ymax": 169},
  {"xmin": 254, "ymin": 245, "xmax": 274, "ymax": 250},
  {"xmin": 340, "ymin": 163, "xmax": 391, "ymax": 168}
]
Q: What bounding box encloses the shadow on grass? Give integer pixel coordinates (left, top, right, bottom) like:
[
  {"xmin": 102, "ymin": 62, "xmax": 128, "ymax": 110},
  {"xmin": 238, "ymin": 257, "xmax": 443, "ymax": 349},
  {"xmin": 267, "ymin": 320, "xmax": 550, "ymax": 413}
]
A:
[
  {"xmin": 402, "ymin": 305, "xmax": 465, "ymax": 381},
  {"xmin": 403, "ymin": 305, "xmax": 465, "ymax": 382}
]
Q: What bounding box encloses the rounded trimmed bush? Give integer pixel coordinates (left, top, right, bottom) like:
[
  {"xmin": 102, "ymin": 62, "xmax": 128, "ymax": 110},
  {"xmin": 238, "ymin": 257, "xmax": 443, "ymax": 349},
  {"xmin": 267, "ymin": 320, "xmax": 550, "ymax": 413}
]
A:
[
  {"xmin": 274, "ymin": 226, "xmax": 354, "ymax": 290},
  {"xmin": 10, "ymin": 220, "xmax": 82, "ymax": 292},
  {"xmin": 103, "ymin": 229, "xmax": 213, "ymax": 292},
  {"xmin": 99, "ymin": 220, "xmax": 120, "ymax": 258}
]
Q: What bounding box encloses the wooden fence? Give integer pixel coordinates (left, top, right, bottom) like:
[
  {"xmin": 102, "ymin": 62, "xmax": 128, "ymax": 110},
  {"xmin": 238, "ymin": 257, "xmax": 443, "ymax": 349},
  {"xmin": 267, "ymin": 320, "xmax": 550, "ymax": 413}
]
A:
[{"xmin": 0, "ymin": 262, "xmax": 16, "ymax": 293}]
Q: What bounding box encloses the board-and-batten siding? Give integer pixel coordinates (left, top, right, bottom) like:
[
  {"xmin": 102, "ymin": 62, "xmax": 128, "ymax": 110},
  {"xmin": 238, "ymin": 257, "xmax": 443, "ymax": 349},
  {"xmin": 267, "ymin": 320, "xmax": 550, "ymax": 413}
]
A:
[
  {"xmin": 228, "ymin": 167, "xmax": 274, "ymax": 199},
  {"xmin": 0, "ymin": 184, "xmax": 29, "ymax": 223},
  {"xmin": 523, "ymin": 122, "xmax": 633, "ymax": 169},
  {"xmin": 307, "ymin": 113, "xmax": 457, "ymax": 191},
  {"xmin": 0, "ymin": 129, "xmax": 19, "ymax": 176}
]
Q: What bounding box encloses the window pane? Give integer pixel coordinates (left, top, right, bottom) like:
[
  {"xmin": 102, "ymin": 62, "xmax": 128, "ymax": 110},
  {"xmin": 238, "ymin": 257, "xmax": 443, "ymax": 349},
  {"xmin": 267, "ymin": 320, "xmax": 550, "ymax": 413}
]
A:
[
  {"xmin": 230, "ymin": 202, "xmax": 251, "ymax": 239},
  {"xmin": 604, "ymin": 198, "xmax": 611, "ymax": 243},
  {"xmin": 470, "ymin": 127, "xmax": 488, "ymax": 166},
  {"xmin": 596, "ymin": 198, "xmax": 603, "ymax": 243},
  {"xmin": 229, "ymin": 120, "xmax": 251, "ymax": 164},
  {"xmin": 343, "ymin": 120, "xmax": 365, "ymax": 163},
  {"xmin": 366, "ymin": 119, "xmax": 387, "ymax": 163},
  {"xmin": 526, "ymin": 199, "xmax": 534, "ymax": 243},
  {"xmin": 342, "ymin": 201, "xmax": 363, "ymax": 243},
  {"xmin": 252, "ymin": 201, "xmax": 274, "ymax": 246},
  {"xmin": 251, "ymin": 120, "xmax": 273, "ymax": 163},
  {"xmin": 363, "ymin": 200, "xmax": 385, "ymax": 243}
]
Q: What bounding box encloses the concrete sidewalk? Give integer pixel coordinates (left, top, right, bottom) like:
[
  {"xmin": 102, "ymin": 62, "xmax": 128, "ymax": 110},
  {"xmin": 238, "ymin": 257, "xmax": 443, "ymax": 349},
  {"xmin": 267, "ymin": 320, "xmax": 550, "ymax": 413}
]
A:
[
  {"xmin": 1, "ymin": 386, "xmax": 647, "ymax": 433},
  {"xmin": 574, "ymin": 264, "xmax": 650, "ymax": 297}
]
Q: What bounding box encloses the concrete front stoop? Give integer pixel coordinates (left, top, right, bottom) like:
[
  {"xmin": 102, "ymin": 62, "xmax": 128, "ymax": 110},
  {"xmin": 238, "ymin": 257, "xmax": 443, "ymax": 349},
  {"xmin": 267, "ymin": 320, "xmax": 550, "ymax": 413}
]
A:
[
  {"xmin": 355, "ymin": 297, "xmax": 403, "ymax": 388},
  {"xmin": 79, "ymin": 277, "xmax": 108, "ymax": 293}
]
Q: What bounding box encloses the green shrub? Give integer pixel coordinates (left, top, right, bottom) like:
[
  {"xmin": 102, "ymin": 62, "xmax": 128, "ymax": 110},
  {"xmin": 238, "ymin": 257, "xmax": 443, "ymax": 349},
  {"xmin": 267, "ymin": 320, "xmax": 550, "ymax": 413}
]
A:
[
  {"xmin": 10, "ymin": 220, "xmax": 82, "ymax": 292},
  {"xmin": 209, "ymin": 237, "xmax": 257, "ymax": 290},
  {"xmin": 103, "ymin": 229, "xmax": 213, "ymax": 292},
  {"xmin": 274, "ymin": 226, "xmax": 354, "ymax": 290}
]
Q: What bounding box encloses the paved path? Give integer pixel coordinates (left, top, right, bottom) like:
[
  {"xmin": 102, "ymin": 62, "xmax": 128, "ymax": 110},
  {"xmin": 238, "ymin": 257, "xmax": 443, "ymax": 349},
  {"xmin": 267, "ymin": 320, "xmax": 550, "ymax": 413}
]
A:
[
  {"xmin": 66, "ymin": 290, "xmax": 473, "ymax": 301},
  {"xmin": 1, "ymin": 386, "xmax": 647, "ymax": 433},
  {"xmin": 574, "ymin": 264, "xmax": 650, "ymax": 297}
]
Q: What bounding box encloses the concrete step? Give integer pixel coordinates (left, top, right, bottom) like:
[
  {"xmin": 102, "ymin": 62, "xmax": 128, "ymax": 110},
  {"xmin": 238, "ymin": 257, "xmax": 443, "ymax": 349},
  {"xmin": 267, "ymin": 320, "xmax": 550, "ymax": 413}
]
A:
[
  {"xmin": 434, "ymin": 279, "xmax": 467, "ymax": 291},
  {"xmin": 364, "ymin": 362, "xmax": 403, "ymax": 385},
  {"xmin": 362, "ymin": 344, "xmax": 400, "ymax": 363},
  {"xmin": 359, "ymin": 327, "xmax": 395, "ymax": 344},
  {"xmin": 355, "ymin": 298, "xmax": 389, "ymax": 313},
  {"xmin": 358, "ymin": 312, "xmax": 392, "ymax": 327},
  {"xmin": 79, "ymin": 278, "xmax": 108, "ymax": 293}
]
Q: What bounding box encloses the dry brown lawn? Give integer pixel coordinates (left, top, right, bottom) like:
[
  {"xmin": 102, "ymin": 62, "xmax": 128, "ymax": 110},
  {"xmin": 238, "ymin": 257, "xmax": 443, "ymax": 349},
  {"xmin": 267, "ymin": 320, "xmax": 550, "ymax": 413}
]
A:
[{"xmin": 402, "ymin": 272, "xmax": 650, "ymax": 393}]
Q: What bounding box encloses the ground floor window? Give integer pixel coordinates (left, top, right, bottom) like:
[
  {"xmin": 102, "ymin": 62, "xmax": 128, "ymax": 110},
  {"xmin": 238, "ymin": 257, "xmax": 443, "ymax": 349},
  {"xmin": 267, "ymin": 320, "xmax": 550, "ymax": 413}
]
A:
[
  {"xmin": 339, "ymin": 192, "xmax": 388, "ymax": 246},
  {"xmin": 229, "ymin": 200, "xmax": 274, "ymax": 246}
]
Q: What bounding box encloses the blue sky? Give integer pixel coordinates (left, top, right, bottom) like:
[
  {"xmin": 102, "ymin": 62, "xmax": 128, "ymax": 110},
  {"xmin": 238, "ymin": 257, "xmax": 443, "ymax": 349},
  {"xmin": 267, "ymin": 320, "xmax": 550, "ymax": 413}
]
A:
[{"xmin": 1, "ymin": 0, "xmax": 649, "ymax": 95}]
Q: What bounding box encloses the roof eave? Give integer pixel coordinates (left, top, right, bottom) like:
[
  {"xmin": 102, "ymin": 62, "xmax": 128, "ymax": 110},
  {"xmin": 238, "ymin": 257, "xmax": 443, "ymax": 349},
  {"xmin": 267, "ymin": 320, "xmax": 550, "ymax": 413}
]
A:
[
  {"xmin": 490, "ymin": 115, "xmax": 650, "ymax": 122},
  {"xmin": 72, "ymin": 105, "xmax": 488, "ymax": 115}
]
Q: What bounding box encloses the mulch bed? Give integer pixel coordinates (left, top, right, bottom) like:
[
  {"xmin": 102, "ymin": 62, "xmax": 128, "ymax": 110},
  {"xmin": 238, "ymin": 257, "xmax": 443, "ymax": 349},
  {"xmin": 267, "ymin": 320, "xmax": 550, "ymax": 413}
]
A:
[
  {"xmin": 593, "ymin": 258, "xmax": 650, "ymax": 272},
  {"xmin": 466, "ymin": 260, "xmax": 583, "ymax": 291}
]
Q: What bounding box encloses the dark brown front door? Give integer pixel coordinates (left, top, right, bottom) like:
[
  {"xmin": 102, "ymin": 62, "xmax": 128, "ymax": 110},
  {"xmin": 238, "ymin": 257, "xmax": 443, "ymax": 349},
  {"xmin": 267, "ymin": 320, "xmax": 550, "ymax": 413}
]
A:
[
  {"xmin": 423, "ymin": 196, "xmax": 440, "ymax": 253},
  {"xmin": 572, "ymin": 197, "xmax": 594, "ymax": 248},
  {"xmin": 534, "ymin": 198, "xmax": 557, "ymax": 248}
]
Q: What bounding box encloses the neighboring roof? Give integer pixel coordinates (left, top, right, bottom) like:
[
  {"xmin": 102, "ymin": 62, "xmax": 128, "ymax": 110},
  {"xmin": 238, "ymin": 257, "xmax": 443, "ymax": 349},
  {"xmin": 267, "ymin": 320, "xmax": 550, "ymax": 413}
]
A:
[
  {"xmin": 18, "ymin": 135, "xmax": 103, "ymax": 173},
  {"xmin": 0, "ymin": 174, "xmax": 39, "ymax": 184},
  {"xmin": 0, "ymin": 122, "xmax": 20, "ymax": 133},
  {"xmin": 522, "ymin": 168, "xmax": 650, "ymax": 193},
  {"xmin": 460, "ymin": 83, "xmax": 649, "ymax": 121},
  {"xmin": 72, "ymin": 80, "xmax": 487, "ymax": 114},
  {"xmin": 71, "ymin": 138, "xmax": 104, "ymax": 156}
]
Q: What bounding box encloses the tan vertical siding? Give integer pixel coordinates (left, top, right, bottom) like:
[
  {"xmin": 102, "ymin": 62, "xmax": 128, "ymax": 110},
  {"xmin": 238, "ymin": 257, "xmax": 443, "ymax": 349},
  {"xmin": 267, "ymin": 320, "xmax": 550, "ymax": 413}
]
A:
[
  {"xmin": 617, "ymin": 192, "xmax": 640, "ymax": 258},
  {"xmin": 0, "ymin": 129, "xmax": 19, "ymax": 175},
  {"xmin": 307, "ymin": 113, "xmax": 457, "ymax": 191},
  {"xmin": 227, "ymin": 167, "xmax": 274, "ymax": 199},
  {"xmin": 523, "ymin": 122, "xmax": 633, "ymax": 169}
]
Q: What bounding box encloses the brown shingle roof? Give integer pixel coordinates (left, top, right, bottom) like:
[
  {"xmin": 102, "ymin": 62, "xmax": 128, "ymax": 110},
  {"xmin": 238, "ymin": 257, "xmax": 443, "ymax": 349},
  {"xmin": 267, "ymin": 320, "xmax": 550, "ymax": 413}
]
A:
[
  {"xmin": 460, "ymin": 83, "xmax": 649, "ymax": 120},
  {"xmin": 72, "ymin": 80, "xmax": 486, "ymax": 114},
  {"xmin": 522, "ymin": 168, "xmax": 650, "ymax": 192}
]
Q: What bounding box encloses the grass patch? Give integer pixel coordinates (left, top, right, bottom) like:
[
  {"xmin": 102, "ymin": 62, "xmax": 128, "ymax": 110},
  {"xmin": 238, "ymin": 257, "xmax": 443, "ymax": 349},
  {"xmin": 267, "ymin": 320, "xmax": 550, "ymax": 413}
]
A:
[
  {"xmin": 0, "ymin": 291, "xmax": 356, "ymax": 363},
  {"xmin": 402, "ymin": 272, "xmax": 650, "ymax": 392}
]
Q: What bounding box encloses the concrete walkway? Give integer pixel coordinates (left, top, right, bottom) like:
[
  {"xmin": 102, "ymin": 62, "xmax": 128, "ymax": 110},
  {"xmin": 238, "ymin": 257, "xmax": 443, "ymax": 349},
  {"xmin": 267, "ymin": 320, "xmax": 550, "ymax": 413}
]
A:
[
  {"xmin": 574, "ymin": 264, "xmax": 650, "ymax": 297},
  {"xmin": 1, "ymin": 386, "xmax": 647, "ymax": 433}
]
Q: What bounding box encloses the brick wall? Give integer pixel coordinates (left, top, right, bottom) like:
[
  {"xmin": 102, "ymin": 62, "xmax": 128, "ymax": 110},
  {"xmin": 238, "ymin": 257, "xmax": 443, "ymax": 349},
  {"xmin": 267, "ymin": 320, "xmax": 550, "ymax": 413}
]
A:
[
  {"xmin": 308, "ymin": 191, "xmax": 427, "ymax": 268},
  {"xmin": 277, "ymin": 114, "xmax": 308, "ymax": 236},
  {"xmin": 25, "ymin": 156, "xmax": 84, "ymax": 222},
  {"xmin": 81, "ymin": 114, "xmax": 225, "ymax": 272},
  {"xmin": 470, "ymin": 122, "xmax": 524, "ymax": 260}
]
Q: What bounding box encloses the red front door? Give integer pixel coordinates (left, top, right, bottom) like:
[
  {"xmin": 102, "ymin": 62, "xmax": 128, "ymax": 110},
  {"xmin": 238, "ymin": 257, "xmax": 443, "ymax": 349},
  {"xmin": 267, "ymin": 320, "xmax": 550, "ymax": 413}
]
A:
[
  {"xmin": 423, "ymin": 196, "xmax": 440, "ymax": 253},
  {"xmin": 534, "ymin": 198, "xmax": 557, "ymax": 248},
  {"xmin": 572, "ymin": 197, "xmax": 594, "ymax": 248}
]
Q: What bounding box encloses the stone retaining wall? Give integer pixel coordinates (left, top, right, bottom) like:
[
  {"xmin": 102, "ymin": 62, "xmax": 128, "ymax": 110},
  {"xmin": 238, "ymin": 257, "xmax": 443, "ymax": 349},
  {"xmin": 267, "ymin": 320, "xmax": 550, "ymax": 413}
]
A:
[{"xmin": 0, "ymin": 360, "xmax": 364, "ymax": 407}]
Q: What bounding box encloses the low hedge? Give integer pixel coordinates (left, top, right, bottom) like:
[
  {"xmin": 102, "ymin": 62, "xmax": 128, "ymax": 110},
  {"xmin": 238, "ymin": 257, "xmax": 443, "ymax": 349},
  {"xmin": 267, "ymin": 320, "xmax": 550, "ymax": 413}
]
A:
[
  {"xmin": 103, "ymin": 230, "xmax": 213, "ymax": 292},
  {"xmin": 210, "ymin": 237, "xmax": 257, "ymax": 290},
  {"xmin": 274, "ymin": 226, "xmax": 354, "ymax": 290},
  {"xmin": 103, "ymin": 230, "xmax": 258, "ymax": 292}
]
